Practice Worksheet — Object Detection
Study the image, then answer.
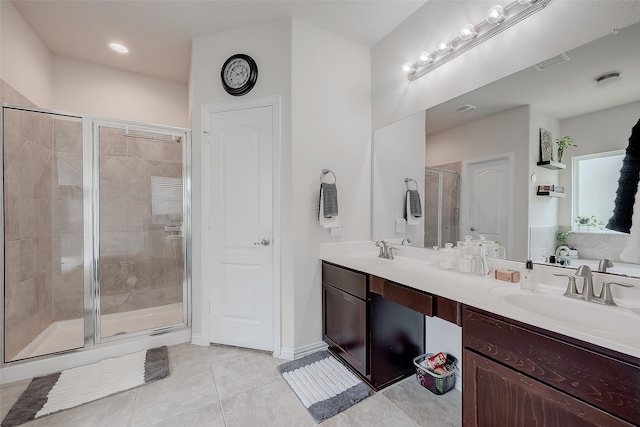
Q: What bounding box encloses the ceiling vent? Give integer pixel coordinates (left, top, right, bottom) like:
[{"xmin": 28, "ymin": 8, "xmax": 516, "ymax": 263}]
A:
[
  {"xmin": 454, "ymin": 104, "xmax": 476, "ymax": 113},
  {"xmin": 534, "ymin": 53, "xmax": 570, "ymax": 71}
]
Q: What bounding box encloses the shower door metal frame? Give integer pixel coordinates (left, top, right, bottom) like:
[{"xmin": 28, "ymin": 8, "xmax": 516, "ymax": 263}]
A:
[
  {"xmin": 91, "ymin": 119, "xmax": 192, "ymax": 344},
  {"xmin": 425, "ymin": 167, "xmax": 460, "ymax": 248},
  {"xmin": 0, "ymin": 104, "xmax": 192, "ymax": 365}
]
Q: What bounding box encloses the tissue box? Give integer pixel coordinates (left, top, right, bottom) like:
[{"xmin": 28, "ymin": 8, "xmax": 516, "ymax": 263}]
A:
[{"xmin": 495, "ymin": 269, "xmax": 520, "ymax": 283}]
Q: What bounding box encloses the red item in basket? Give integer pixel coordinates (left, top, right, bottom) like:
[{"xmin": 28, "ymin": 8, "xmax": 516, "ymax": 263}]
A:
[{"xmin": 426, "ymin": 352, "xmax": 447, "ymax": 369}]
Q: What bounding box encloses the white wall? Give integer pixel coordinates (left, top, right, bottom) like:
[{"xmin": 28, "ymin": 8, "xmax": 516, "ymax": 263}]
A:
[
  {"xmin": 190, "ymin": 17, "xmax": 371, "ymax": 352},
  {"xmin": 0, "ymin": 0, "xmax": 52, "ymax": 106},
  {"xmin": 190, "ymin": 18, "xmax": 294, "ymax": 348},
  {"xmin": 52, "ymin": 57, "xmax": 188, "ymax": 128},
  {"xmin": 372, "ymin": 111, "xmax": 425, "ymax": 245},
  {"xmin": 371, "ymin": 1, "xmax": 640, "ymax": 130},
  {"xmin": 557, "ymin": 101, "xmax": 640, "ymax": 225},
  {"xmin": 528, "ymin": 107, "xmax": 561, "ymax": 229},
  {"xmin": 290, "ymin": 18, "xmax": 371, "ymax": 349},
  {"xmin": 426, "ymin": 106, "xmax": 530, "ymax": 260}
]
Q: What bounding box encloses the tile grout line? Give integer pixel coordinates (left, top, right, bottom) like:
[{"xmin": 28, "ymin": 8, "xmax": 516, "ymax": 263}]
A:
[{"xmin": 210, "ymin": 364, "xmax": 228, "ymax": 427}]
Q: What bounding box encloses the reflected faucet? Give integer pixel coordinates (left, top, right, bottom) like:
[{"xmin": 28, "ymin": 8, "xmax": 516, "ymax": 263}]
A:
[
  {"xmin": 401, "ymin": 237, "xmax": 411, "ymax": 245},
  {"xmin": 598, "ymin": 258, "xmax": 614, "ymax": 273},
  {"xmin": 575, "ymin": 265, "xmax": 596, "ymax": 300},
  {"xmin": 375, "ymin": 240, "xmax": 396, "ymax": 259}
]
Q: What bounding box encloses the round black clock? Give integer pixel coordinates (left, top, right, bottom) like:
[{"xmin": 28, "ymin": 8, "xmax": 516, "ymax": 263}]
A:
[{"xmin": 221, "ymin": 54, "xmax": 258, "ymax": 96}]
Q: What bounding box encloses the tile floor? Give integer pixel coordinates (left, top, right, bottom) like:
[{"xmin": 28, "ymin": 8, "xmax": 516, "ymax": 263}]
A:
[{"xmin": 0, "ymin": 343, "xmax": 461, "ymax": 427}]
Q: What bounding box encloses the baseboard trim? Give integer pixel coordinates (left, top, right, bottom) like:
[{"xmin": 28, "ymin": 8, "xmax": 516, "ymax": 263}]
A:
[
  {"xmin": 190, "ymin": 333, "xmax": 209, "ymax": 347},
  {"xmin": 280, "ymin": 341, "xmax": 328, "ymax": 361}
]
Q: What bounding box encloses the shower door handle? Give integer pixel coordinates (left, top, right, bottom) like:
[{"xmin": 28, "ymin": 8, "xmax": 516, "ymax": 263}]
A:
[{"xmin": 164, "ymin": 225, "xmax": 182, "ymax": 232}]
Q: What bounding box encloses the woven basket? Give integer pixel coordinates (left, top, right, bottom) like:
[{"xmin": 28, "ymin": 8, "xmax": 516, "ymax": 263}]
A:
[{"xmin": 413, "ymin": 353, "xmax": 458, "ymax": 395}]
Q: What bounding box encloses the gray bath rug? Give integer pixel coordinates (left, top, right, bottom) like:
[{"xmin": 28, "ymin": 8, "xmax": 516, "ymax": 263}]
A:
[
  {"xmin": 277, "ymin": 351, "xmax": 374, "ymax": 423},
  {"xmin": 1, "ymin": 346, "xmax": 169, "ymax": 427}
]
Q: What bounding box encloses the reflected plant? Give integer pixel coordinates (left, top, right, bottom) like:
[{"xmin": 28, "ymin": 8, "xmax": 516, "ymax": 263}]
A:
[
  {"xmin": 555, "ymin": 135, "xmax": 577, "ymax": 163},
  {"xmin": 575, "ymin": 215, "xmax": 597, "ymax": 227},
  {"xmin": 556, "ymin": 230, "xmax": 572, "ymax": 244}
]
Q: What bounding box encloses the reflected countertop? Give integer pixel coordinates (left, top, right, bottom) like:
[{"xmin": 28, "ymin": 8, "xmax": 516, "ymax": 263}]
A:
[{"xmin": 320, "ymin": 241, "xmax": 640, "ymax": 359}]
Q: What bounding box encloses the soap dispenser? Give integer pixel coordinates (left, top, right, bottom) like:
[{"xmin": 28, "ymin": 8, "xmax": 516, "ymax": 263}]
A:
[{"xmin": 520, "ymin": 260, "xmax": 537, "ymax": 291}]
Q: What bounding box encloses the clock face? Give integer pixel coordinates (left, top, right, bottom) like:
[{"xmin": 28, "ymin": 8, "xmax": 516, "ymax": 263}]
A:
[{"xmin": 221, "ymin": 54, "xmax": 258, "ymax": 96}]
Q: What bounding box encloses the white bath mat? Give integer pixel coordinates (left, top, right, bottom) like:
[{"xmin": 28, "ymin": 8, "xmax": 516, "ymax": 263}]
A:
[
  {"xmin": 2, "ymin": 346, "xmax": 169, "ymax": 427},
  {"xmin": 277, "ymin": 351, "xmax": 374, "ymax": 423}
]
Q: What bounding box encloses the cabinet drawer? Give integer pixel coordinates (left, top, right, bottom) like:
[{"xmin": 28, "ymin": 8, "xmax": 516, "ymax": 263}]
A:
[
  {"xmin": 463, "ymin": 307, "xmax": 640, "ymax": 425},
  {"xmin": 379, "ymin": 279, "xmax": 433, "ymax": 316},
  {"xmin": 322, "ymin": 262, "xmax": 367, "ymax": 299}
]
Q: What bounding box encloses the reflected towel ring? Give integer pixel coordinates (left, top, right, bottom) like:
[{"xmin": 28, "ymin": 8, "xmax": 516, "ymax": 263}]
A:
[
  {"xmin": 405, "ymin": 178, "xmax": 418, "ymax": 190},
  {"xmin": 321, "ymin": 169, "xmax": 337, "ymax": 184}
]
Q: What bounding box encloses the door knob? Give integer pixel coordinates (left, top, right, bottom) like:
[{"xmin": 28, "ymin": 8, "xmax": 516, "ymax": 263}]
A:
[
  {"xmin": 470, "ymin": 227, "xmax": 477, "ymax": 231},
  {"xmin": 253, "ymin": 238, "xmax": 271, "ymax": 246}
]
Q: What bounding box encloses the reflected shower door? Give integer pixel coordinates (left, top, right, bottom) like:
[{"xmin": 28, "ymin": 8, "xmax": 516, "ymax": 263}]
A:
[
  {"xmin": 3, "ymin": 107, "xmax": 85, "ymax": 361},
  {"xmin": 97, "ymin": 123, "xmax": 185, "ymax": 338}
]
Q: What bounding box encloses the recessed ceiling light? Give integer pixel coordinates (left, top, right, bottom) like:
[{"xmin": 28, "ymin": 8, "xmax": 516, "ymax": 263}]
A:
[{"xmin": 108, "ymin": 42, "xmax": 130, "ymax": 54}]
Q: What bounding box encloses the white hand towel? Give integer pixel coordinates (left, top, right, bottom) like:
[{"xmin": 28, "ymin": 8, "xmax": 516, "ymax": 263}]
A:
[{"xmin": 319, "ymin": 189, "xmax": 340, "ymax": 229}]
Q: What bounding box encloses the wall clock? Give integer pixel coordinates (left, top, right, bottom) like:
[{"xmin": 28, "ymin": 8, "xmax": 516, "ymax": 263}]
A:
[{"xmin": 220, "ymin": 54, "xmax": 258, "ymax": 96}]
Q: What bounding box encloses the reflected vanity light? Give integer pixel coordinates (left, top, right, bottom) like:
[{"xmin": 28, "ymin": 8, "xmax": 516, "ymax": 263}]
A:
[{"xmin": 403, "ymin": 0, "xmax": 551, "ymax": 81}]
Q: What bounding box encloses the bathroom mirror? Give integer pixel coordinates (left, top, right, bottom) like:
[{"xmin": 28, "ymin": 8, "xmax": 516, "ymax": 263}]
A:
[{"xmin": 372, "ymin": 21, "xmax": 640, "ymax": 277}]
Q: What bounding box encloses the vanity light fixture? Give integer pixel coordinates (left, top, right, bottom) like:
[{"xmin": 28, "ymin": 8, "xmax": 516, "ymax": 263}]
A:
[
  {"xmin": 403, "ymin": 0, "xmax": 551, "ymax": 81},
  {"xmin": 108, "ymin": 42, "xmax": 130, "ymax": 54}
]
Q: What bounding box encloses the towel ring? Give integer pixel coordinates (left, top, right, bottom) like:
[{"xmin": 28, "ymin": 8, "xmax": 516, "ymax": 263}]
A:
[
  {"xmin": 405, "ymin": 178, "xmax": 418, "ymax": 190},
  {"xmin": 321, "ymin": 169, "xmax": 337, "ymax": 184}
]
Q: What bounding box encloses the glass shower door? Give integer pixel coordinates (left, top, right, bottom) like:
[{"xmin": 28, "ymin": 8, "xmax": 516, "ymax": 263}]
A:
[
  {"xmin": 96, "ymin": 123, "xmax": 185, "ymax": 338},
  {"xmin": 3, "ymin": 107, "xmax": 85, "ymax": 361}
]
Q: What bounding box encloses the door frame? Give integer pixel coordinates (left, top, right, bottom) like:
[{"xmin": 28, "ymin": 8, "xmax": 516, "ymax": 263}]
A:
[
  {"xmin": 200, "ymin": 96, "xmax": 282, "ymax": 357},
  {"xmin": 461, "ymin": 152, "xmax": 515, "ymax": 257}
]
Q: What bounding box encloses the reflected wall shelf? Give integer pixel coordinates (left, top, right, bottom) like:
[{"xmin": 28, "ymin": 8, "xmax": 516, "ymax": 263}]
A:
[
  {"xmin": 536, "ymin": 191, "xmax": 566, "ymax": 198},
  {"xmin": 537, "ymin": 160, "xmax": 566, "ymax": 170}
]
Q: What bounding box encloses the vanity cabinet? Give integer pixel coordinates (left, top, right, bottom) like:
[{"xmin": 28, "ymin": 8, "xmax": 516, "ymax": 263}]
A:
[
  {"xmin": 322, "ymin": 262, "xmax": 426, "ymax": 390},
  {"xmin": 463, "ymin": 306, "xmax": 640, "ymax": 426},
  {"xmin": 322, "ymin": 262, "xmax": 369, "ymax": 377}
]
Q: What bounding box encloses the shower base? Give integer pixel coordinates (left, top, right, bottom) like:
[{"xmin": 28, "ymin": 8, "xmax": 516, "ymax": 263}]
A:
[{"xmin": 12, "ymin": 303, "xmax": 183, "ymax": 361}]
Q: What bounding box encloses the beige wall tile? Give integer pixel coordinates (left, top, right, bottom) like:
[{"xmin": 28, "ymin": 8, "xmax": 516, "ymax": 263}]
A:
[
  {"xmin": 54, "ymin": 117, "xmax": 83, "ymax": 153},
  {"xmin": 99, "ymin": 127, "xmax": 128, "ymax": 156}
]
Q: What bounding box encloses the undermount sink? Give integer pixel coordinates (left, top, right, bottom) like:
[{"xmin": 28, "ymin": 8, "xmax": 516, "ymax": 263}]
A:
[{"xmin": 489, "ymin": 285, "xmax": 639, "ymax": 340}]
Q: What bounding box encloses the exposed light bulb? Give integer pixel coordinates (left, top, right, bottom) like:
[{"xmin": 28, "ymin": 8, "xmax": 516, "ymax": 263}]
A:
[
  {"xmin": 108, "ymin": 42, "xmax": 130, "ymax": 54},
  {"xmin": 459, "ymin": 24, "xmax": 477, "ymax": 41},
  {"xmin": 418, "ymin": 51, "xmax": 433, "ymax": 64},
  {"xmin": 436, "ymin": 42, "xmax": 454, "ymax": 54},
  {"xmin": 401, "ymin": 62, "xmax": 415, "ymax": 73},
  {"xmin": 486, "ymin": 5, "xmax": 505, "ymax": 24}
]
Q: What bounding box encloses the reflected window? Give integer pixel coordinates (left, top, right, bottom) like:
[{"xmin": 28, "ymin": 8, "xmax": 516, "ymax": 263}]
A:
[{"xmin": 572, "ymin": 150, "xmax": 624, "ymax": 231}]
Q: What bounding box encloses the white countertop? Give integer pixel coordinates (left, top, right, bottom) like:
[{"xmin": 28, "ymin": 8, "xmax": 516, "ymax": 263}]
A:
[{"xmin": 320, "ymin": 241, "xmax": 640, "ymax": 359}]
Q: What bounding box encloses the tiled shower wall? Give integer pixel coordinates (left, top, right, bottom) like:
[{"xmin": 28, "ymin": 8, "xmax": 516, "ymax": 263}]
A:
[
  {"xmin": 98, "ymin": 127, "xmax": 183, "ymax": 319},
  {"xmin": 3, "ymin": 100, "xmax": 53, "ymax": 360}
]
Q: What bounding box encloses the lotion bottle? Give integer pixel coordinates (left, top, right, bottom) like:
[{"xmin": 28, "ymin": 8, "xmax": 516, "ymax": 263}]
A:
[{"xmin": 520, "ymin": 260, "xmax": 537, "ymax": 291}]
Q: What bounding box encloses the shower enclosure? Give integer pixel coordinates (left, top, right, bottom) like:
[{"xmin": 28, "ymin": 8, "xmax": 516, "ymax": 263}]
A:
[
  {"xmin": 2, "ymin": 105, "xmax": 190, "ymax": 363},
  {"xmin": 424, "ymin": 166, "xmax": 460, "ymax": 248}
]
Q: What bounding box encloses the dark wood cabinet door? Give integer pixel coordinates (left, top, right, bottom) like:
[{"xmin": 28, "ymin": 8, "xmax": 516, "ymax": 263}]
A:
[
  {"xmin": 322, "ymin": 282, "xmax": 368, "ymax": 377},
  {"xmin": 463, "ymin": 349, "xmax": 635, "ymax": 427},
  {"xmin": 370, "ymin": 293, "xmax": 424, "ymax": 389}
]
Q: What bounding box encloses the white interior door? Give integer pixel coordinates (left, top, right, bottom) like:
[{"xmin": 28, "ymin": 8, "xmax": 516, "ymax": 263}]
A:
[
  {"xmin": 462, "ymin": 155, "xmax": 512, "ymax": 255},
  {"xmin": 207, "ymin": 106, "xmax": 273, "ymax": 351}
]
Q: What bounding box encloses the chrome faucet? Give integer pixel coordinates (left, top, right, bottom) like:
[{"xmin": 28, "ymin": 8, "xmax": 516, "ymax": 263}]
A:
[
  {"xmin": 375, "ymin": 240, "xmax": 396, "ymax": 259},
  {"xmin": 596, "ymin": 281, "xmax": 634, "ymax": 306},
  {"xmin": 598, "ymin": 258, "xmax": 613, "ymax": 273},
  {"xmin": 574, "ymin": 265, "xmax": 596, "ymax": 300}
]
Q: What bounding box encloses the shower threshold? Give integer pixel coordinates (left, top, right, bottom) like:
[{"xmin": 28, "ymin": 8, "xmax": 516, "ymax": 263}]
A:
[{"xmin": 11, "ymin": 303, "xmax": 183, "ymax": 361}]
